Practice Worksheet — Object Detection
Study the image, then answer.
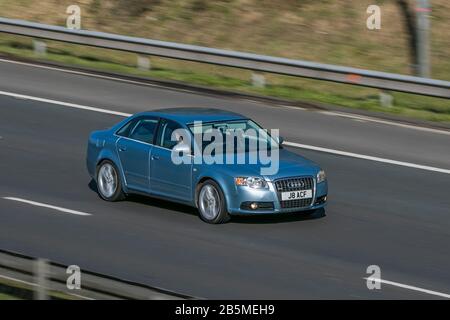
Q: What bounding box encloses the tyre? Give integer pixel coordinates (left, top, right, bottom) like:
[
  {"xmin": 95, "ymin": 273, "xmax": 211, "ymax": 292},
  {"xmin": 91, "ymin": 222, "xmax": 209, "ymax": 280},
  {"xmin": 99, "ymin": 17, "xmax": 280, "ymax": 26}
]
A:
[
  {"xmin": 96, "ymin": 160, "xmax": 126, "ymax": 201},
  {"xmin": 197, "ymin": 180, "xmax": 230, "ymax": 224}
]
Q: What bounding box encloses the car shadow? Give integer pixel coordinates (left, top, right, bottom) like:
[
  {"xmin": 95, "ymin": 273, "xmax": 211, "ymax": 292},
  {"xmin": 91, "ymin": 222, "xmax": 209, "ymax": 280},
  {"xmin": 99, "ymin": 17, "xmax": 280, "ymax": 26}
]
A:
[
  {"xmin": 88, "ymin": 179, "xmax": 326, "ymax": 224},
  {"xmin": 230, "ymin": 208, "xmax": 326, "ymax": 224},
  {"xmin": 127, "ymin": 194, "xmax": 199, "ymax": 216},
  {"xmin": 88, "ymin": 179, "xmax": 198, "ymax": 216}
]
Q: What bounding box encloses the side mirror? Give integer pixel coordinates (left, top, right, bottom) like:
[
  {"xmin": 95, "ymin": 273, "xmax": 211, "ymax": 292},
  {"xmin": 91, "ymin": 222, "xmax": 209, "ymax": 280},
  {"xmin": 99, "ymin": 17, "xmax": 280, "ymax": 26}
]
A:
[{"xmin": 276, "ymin": 136, "xmax": 285, "ymax": 145}]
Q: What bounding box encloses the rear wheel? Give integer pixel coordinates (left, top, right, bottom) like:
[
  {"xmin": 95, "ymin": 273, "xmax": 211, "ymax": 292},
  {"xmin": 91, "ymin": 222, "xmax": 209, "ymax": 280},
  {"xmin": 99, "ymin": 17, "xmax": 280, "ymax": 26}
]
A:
[
  {"xmin": 197, "ymin": 180, "xmax": 230, "ymax": 224},
  {"xmin": 96, "ymin": 160, "xmax": 126, "ymax": 201}
]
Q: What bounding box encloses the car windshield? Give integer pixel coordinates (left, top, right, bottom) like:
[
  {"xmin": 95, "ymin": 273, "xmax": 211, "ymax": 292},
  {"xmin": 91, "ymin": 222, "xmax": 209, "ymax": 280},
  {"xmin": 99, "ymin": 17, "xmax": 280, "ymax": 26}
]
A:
[{"xmin": 188, "ymin": 119, "xmax": 279, "ymax": 154}]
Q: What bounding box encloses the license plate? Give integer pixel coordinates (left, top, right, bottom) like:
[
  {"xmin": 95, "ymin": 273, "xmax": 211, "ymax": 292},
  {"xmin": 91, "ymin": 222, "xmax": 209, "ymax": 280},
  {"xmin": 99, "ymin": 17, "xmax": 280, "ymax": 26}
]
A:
[{"xmin": 281, "ymin": 189, "xmax": 312, "ymax": 201}]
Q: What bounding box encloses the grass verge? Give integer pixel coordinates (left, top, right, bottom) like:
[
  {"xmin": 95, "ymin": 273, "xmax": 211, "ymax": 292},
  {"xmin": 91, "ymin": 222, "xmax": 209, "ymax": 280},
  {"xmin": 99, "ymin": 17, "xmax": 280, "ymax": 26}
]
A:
[{"xmin": 0, "ymin": 292, "xmax": 21, "ymax": 300}]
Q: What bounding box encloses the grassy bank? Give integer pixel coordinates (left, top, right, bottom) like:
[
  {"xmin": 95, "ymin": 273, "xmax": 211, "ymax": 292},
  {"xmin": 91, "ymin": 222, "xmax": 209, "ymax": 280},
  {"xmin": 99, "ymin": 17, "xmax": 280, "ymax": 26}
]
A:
[
  {"xmin": 1, "ymin": 0, "xmax": 449, "ymax": 80},
  {"xmin": 0, "ymin": 292, "xmax": 20, "ymax": 300}
]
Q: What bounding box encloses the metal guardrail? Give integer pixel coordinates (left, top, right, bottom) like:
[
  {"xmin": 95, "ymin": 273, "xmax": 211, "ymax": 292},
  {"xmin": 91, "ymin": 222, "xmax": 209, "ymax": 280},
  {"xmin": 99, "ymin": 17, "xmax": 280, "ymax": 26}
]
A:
[
  {"xmin": 0, "ymin": 17, "xmax": 449, "ymax": 98},
  {"xmin": 0, "ymin": 249, "xmax": 193, "ymax": 300}
]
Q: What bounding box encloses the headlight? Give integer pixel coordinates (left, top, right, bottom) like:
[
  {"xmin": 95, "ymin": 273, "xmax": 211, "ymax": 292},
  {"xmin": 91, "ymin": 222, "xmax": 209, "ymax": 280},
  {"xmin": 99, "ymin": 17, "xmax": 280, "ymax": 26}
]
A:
[
  {"xmin": 235, "ymin": 177, "xmax": 268, "ymax": 189},
  {"xmin": 317, "ymin": 169, "xmax": 326, "ymax": 183}
]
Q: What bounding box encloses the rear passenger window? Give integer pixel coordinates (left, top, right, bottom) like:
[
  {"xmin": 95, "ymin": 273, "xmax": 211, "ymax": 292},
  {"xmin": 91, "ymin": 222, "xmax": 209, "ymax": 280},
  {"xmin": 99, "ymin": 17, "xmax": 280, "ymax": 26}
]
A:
[
  {"xmin": 129, "ymin": 118, "xmax": 159, "ymax": 144},
  {"xmin": 116, "ymin": 118, "xmax": 138, "ymax": 137}
]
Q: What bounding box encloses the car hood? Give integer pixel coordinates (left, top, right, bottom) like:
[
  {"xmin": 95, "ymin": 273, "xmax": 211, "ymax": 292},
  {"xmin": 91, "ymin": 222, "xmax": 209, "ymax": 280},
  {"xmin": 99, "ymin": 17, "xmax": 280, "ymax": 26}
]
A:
[{"xmin": 204, "ymin": 148, "xmax": 320, "ymax": 180}]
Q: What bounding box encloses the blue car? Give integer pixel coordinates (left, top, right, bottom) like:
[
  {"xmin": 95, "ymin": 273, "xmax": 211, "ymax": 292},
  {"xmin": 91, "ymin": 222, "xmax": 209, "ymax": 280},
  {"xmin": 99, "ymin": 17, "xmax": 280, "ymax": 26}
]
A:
[{"xmin": 86, "ymin": 108, "xmax": 327, "ymax": 223}]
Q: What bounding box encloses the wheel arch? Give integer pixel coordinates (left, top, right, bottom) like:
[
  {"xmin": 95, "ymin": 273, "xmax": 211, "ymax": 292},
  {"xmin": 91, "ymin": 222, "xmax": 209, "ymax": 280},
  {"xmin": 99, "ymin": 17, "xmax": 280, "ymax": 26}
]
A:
[
  {"xmin": 95, "ymin": 152, "xmax": 128, "ymax": 193},
  {"xmin": 194, "ymin": 174, "xmax": 234, "ymax": 212}
]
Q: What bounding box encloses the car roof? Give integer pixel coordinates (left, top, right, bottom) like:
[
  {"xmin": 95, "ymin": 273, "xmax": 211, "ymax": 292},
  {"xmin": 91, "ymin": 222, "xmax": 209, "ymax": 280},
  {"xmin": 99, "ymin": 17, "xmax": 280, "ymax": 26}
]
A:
[{"xmin": 136, "ymin": 108, "xmax": 248, "ymax": 125}]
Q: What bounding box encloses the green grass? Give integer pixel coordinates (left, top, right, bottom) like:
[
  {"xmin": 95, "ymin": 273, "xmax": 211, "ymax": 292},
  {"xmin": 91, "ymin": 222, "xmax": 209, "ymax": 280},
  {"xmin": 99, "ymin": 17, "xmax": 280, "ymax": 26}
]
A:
[
  {"xmin": 1, "ymin": 0, "xmax": 450, "ymax": 80},
  {"xmin": 0, "ymin": 292, "xmax": 21, "ymax": 300},
  {"xmin": 1, "ymin": 35, "xmax": 449, "ymax": 123}
]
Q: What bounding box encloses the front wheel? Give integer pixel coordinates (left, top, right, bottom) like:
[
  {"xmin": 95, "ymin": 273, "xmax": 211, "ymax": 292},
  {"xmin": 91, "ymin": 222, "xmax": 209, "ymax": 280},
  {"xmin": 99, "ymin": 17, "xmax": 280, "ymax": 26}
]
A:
[
  {"xmin": 96, "ymin": 160, "xmax": 126, "ymax": 201},
  {"xmin": 197, "ymin": 180, "xmax": 230, "ymax": 224}
]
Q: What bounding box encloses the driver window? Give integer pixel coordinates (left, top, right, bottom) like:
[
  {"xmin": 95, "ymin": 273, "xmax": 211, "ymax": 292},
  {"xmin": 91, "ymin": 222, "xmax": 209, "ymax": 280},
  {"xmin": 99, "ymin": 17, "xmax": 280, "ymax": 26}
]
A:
[{"xmin": 157, "ymin": 120, "xmax": 184, "ymax": 149}]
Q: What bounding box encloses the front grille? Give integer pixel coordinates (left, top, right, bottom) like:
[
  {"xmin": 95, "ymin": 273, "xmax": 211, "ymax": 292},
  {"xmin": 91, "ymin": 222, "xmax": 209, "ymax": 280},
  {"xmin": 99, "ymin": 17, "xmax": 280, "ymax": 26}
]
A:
[{"xmin": 275, "ymin": 177, "xmax": 314, "ymax": 209}]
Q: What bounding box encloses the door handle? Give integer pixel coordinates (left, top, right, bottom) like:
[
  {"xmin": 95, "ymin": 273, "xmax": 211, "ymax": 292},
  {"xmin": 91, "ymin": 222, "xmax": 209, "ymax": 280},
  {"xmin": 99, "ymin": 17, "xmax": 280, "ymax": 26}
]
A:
[
  {"xmin": 151, "ymin": 155, "xmax": 160, "ymax": 160},
  {"xmin": 118, "ymin": 146, "xmax": 127, "ymax": 152}
]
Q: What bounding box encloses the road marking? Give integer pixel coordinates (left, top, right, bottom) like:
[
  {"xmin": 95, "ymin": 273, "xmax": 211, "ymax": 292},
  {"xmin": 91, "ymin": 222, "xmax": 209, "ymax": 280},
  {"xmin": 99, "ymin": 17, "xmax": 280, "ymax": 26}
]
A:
[
  {"xmin": 0, "ymin": 57, "xmax": 172, "ymax": 90},
  {"xmin": 0, "ymin": 57, "xmax": 228, "ymax": 97},
  {"xmin": 318, "ymin": 110, "xmax": 450, "ymax": 136},
  {"xmin": 0, "ymin": 89, "xmax": 449, "ymax": 175},
  {"xmin": 0, "ymin": 274, "xmax": 38, "ymax": 287},
  {"xmin": 280, "ymin": 105, "xmax": 307, "ymax": 111},
  {"xmin": 284, "ymin": 141, "xmax": 450, "ymax": 175},
  {"xmin": 0, "ymin": 90, "xmax": 131, "ymax": 117},
  {"xmin": 2, "ymin": 197, "xmax": 92, "ymax": 216},
  {"xmin": 0, "ymin": 58, "xmax": 306, "ymax": 110},
  {"xmin": 2, "ymin": 57, "xmax": 450, "ymax": 136},
  {"xmin": 364, "ymin": 277, "xmax": 450, "ymax": 299},
  {"xmin": 0, "ymin": 274, "xmax": 94, "ymax": 300}
]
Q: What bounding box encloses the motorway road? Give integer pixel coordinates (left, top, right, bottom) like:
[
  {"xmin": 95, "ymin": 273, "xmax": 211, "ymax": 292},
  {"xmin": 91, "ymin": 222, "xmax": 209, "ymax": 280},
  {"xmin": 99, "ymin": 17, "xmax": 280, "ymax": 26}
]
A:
[{"xmin": 0, "ymin": 59, "xmax": 449, "ymax": 299}]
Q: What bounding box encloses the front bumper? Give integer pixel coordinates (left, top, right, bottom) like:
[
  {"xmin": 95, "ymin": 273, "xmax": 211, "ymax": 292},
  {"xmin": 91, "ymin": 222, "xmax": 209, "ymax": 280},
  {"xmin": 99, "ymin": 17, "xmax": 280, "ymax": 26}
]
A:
[{"xmin": 227, "ymin": 178, "xmax": 328, "ymax": 215}]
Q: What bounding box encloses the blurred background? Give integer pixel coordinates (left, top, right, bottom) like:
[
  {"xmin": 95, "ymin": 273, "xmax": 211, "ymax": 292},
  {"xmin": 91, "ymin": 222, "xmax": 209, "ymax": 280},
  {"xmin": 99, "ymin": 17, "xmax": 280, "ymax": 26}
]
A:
[{"xmin": 0, "ymin": 0, "xmax": 449, "ymax": 121}]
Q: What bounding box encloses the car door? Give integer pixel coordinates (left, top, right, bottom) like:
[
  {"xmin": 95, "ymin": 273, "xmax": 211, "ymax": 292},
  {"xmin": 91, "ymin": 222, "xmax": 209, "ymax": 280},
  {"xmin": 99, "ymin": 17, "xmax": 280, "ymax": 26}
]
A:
[
  {"xmin": 116, "ymin": 117, "xmax": 158, "ymax": 192},
  {"xmin": 150, "ymin": 119, "xmax": 193, "ymax": 201}
]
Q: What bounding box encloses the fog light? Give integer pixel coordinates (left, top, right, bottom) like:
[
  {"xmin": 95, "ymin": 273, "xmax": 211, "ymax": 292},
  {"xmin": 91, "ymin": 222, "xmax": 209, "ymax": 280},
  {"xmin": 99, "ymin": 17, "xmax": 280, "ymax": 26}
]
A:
[
  {"xmin": 240, "ymin": 202, "xmax": 274, "ymax": 210},
  {"xmin": 250, "ymin": 202, "xmax": 258, "ymax": 210},
  {"xmin": 314, "ymin": 195, "xmax": 328, "ymax": 205}
]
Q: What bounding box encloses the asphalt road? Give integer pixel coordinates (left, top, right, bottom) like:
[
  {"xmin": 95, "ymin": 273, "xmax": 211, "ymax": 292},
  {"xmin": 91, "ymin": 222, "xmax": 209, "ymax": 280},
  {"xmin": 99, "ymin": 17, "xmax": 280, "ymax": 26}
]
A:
[{"xmin": 0, "ymin": 59, "xmax": 449, "ymax": 299}]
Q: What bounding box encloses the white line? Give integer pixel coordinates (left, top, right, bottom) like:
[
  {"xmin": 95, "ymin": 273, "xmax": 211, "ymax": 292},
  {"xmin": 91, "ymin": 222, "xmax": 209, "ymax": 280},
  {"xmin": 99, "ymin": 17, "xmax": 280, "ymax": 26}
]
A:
[
  {"xmin": 0, "ymin": 58, "xmax": 170, "ymax": 90},
  {"xmin": 280, "ymin": 105, "xmax": 307, "ymax": 111},
  {"xmin": 319, "ymin": 110, "xmax": 450, "ymax": 136},
  {"xmin": 364, "ymin": 277, "xmax": 450, "ymax": 299},
  {"xmin": 2, "ymin": 197, "xmax": 92, "ymax": 216},
  {"xmin": 0, "ymin": 57, "xmax": 213, "ymax": 96},
  {"xmin": 3, "ymin": 57, "xmax": 450, "ymax": 135},
  {"xmin": 1, "ymin": 58, "xmax": 307, "ymax": 113},
  {"xmin": 0, "ymin": 274, "xmax": 39, "ymax": 287},
  {"xmin": 0, "ymin": 274, "xmax": 94, "ymax": 300},
  {"xmin": 0, "ymin": 89, "xmax": 449, "ymax": 175},
  {"xmin": 0, "ymin": 90, "xmax": 131, "ymax": 117},
  {"xmin": 2, "ymin": 57, "xmax": 450, "ymax": 136},
  {"xmin": 284, "ymin": 141, "xmax": 450, "ymax": 174}
]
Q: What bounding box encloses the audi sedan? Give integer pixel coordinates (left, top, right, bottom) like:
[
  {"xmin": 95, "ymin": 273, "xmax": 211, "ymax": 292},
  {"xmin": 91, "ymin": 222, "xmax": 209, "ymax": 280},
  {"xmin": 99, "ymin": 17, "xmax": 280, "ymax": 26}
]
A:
[{"xmin": 86, "ymin": 108, "xmax": 328, "ymax": 224}]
